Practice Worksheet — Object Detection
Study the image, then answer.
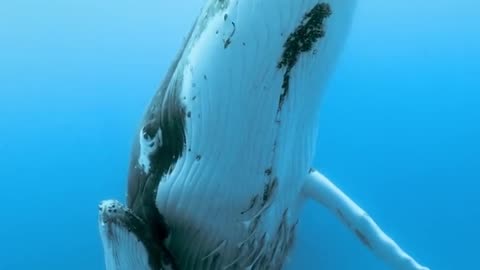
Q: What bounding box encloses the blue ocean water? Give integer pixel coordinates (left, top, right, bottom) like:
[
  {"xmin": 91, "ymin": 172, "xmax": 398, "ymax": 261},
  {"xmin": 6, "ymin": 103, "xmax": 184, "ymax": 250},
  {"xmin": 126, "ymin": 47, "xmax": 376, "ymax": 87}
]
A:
[{"xmin": 0, "ymin": 1, "xmax": 478, "ymax": 269}]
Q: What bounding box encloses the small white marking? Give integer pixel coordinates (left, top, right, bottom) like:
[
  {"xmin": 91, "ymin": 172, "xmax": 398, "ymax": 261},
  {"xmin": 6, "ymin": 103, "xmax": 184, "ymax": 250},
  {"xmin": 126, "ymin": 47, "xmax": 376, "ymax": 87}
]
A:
[{"xmin": 138, "ymin": 127, "xmax": 163, "ymax": 174}]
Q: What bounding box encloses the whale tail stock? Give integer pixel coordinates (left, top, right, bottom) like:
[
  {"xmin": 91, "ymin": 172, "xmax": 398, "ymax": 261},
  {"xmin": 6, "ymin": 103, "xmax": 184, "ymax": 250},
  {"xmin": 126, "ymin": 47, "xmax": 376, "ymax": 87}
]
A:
[{"xmin": 302, "ymin": 170, "xmax": 430, "ymax": 270}]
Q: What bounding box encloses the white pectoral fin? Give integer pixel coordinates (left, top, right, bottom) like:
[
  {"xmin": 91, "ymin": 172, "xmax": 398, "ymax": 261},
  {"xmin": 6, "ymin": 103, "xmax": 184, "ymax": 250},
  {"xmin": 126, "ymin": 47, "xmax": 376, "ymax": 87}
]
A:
[{"xmin": 302, "ymin": 170, "xmax": 429, "ymax": 270}]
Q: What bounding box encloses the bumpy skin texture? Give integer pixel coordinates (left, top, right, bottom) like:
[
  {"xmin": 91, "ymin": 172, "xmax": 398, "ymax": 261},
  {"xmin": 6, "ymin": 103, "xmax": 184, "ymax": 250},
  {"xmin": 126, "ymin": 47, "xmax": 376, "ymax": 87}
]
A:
[{"xmin": 98, "ymin": 200, "xmax": 177, "ymax": 270}]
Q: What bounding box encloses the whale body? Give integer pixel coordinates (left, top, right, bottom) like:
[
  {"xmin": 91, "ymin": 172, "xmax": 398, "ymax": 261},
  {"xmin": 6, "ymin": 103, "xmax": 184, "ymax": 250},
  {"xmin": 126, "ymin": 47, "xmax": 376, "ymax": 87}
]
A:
[{"xmin": 98, "ymin": 1, "xmax": 430, "ymax": 270}]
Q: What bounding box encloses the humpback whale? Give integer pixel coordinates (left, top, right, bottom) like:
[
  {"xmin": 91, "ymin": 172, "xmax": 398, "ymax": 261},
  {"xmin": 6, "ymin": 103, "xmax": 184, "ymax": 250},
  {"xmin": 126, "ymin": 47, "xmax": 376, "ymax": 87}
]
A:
[{"xmin": 98, "ymin": 0, "xmax": 430, "ymax": 269}]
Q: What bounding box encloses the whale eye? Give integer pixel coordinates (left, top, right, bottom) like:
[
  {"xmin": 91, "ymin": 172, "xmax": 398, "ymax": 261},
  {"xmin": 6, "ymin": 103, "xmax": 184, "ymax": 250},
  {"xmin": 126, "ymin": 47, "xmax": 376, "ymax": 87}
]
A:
[
  {"xmin": 142, "ymin": 130, "xmax": 151, "ymax": 140},
  {"xmin": 142, "ymin": 122, "xmax": 158, "ymax": 140}
]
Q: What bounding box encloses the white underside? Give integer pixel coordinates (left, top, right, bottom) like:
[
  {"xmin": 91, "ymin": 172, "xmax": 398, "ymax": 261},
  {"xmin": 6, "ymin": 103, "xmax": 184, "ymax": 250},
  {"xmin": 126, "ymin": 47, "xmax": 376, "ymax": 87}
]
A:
[{"xmin": 153, "ymin": 0, "xmax": 356, "ymax": 269}]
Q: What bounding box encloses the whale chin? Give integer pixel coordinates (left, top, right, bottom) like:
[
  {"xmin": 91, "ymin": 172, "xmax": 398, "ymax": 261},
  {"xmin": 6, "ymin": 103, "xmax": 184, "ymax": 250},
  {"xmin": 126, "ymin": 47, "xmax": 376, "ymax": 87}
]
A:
[{"xmin": 98, "ymin": 200, "xmax": 176, "ymax": 270}]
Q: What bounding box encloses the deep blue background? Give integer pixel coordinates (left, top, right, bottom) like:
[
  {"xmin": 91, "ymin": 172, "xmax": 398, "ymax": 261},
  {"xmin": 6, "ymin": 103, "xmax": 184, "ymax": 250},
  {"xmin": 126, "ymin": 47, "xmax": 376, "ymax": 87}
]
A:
[{"xmin": 1, "ymin": 1, "xmax": 478, "ymax": 269}]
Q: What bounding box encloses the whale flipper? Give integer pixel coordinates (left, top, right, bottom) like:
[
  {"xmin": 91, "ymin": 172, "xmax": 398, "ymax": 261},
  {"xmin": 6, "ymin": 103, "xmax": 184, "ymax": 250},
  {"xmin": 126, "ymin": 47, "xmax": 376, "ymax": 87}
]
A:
[
  {"xmin": 98, "ymin": 200, "xmax": 177, "ymax": 270},
  {"xmin": 302, "ymin": 170, "xmax": 429, "ymax": 270}
]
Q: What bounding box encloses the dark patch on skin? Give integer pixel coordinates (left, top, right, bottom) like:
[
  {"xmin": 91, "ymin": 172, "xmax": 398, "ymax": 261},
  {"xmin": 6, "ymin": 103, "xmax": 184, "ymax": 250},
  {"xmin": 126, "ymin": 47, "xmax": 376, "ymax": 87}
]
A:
[
  {"xmin": 241, "ymin": 195, "xmax": 258, "ymax": 215},
  {"xmin": 277, "ymin": 3, "xmax": 331, "ymax": 111},
  {"xmin": 203, "ymin": 74, "xmax": 208, "ymax": 80},
  {"xmin": 124, "ymin": 12, "xmax": 196, "ymax": 270},
  {"xmin": 261, "ymin": 178, "xmax": 278, "ymax": 206},
  {"xmin": 209, "ymin": 253, "xmax": 220, "ymax": 269},
  {"xmin": 224, "ymin": 22, "xmax": 236, "ymax": 49},
  {"xmin": 128, "ymin": 69, "xmax": 186, "ymax": 248},
  {"xmin": 275, "ymin": 215, "xmax": 286, "ymax": 241},
  {"xmin": 337, "ymin": 208, "xmax": 372, "ymax": 249},
  {"xmin": 196, "ymin": 154, "xmax": 202, "ymax": 161},
  {"xmin": 264, "ymin": 168, "xmax": 272, "ymax": 176},
  {"xmin": 286, "ymin": 220, "xmax": 299, "ymax": 252},
  {"xmin": 355, "ymin": 229, "xmax": 373, "ymax": 249},
  {"xmin": 336, "ymin": 208, "xmax": 349, "ymax": 227},
  {"xmin": 254, "ymin": 254, "xmax": 268, "ymax": 270},
  {"xmin": 248, "ymin": 214, "xmax": 262, "ymax": 234},
  {"xmin": 270, "ymin": 221, "xmax": 284, "ymax": 262},
  {"xmin": 99, "ymin": 201, "xmax": 177, "ymax": 270},
  {"xmin": 192, "ymin": 95, "xmax": 197, "ymax": 101},
  {"xmin": 224, "ymin": 38, "xmax": 232, "ymax": 49},
  {"xmin": 187, "ymin": 111, "xmax": 191, "ymax": 118},
  {"xmin": 268, "ymin": 209, "xmax": 293, "ymax": 268},
  {"xmin": 251, "ymin": 233, "xmax": 267, "ymax": 267},
  {"xmin": 235, "ymin": 208, "xmax": 296, "ymax": 269},
  {"xmin": 192, "ymin": 0, "xmax": 230, "ymax": 48}
]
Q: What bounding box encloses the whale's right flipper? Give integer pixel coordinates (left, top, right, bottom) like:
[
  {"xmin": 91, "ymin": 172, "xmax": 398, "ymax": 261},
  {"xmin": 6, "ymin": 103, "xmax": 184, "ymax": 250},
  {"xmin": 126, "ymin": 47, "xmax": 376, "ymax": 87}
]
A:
[
  {"xmin": 98, "ymin": 200, "xmax": 177, "ymax": 270},
  {"xmin": 302, "ymin": 170, "xmax": 429, "ymax": 270}
]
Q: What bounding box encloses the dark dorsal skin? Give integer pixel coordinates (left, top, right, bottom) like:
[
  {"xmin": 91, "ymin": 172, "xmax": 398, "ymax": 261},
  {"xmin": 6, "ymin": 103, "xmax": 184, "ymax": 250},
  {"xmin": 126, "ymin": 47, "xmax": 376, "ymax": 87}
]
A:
[
  {"xmin": 126, "ymin": 50, "xmax": 186, "ymax": 242},
  {"xmin": 123, "ymin": 15, "xmax": 199, "ymax": 270}
]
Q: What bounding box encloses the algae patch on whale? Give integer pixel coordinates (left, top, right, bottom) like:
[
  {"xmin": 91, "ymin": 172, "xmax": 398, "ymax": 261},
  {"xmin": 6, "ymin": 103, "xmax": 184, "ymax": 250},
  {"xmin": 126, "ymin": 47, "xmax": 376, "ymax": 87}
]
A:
[{"xmin": 277, "ymin": 3, "xmax": 332, "ymax": 110}]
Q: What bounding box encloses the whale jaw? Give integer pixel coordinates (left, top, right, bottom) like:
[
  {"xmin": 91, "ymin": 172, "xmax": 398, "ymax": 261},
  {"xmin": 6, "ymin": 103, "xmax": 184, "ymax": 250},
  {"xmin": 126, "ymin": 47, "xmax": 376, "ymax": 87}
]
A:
[{"xmin": 98, "ymin": 200, "xmax": 176, "ymax": 270}]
